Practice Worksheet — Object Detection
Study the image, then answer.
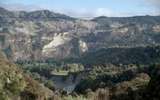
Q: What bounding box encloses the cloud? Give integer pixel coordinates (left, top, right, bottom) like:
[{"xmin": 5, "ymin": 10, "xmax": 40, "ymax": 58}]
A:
[
  {"xmin": 148, "ymin": 0, "xmax": 160, "ymax": 5},
  {"xmin": 144, "ymin": 0, "xmax": 160, "ymax": 15},
  {"xmin": 0, "ymin": 2, "xmax": 159, "ymax": 18},
  {"xmin": 95, "ymin": 8, "xmax": 115, "ymax": 17},
  {"xmin": 146, "ymin": 0, "xmax": 160, "ymax": 9},
  {"xmin": 53, "ymin": 8, "xmax": 136, "ymax": 18},
  {"xmin": 53, "ymin": 8, "xmax": 95, "ymax": 18},
  {"xmin": 57, "ymin": 7, "xmax": 159, "ymax": 18}
]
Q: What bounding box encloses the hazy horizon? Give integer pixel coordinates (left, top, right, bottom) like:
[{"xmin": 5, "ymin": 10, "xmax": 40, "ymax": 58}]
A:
[{"xmin": 0, "ymin": 0, "xmax": 160, "ymax": 18}]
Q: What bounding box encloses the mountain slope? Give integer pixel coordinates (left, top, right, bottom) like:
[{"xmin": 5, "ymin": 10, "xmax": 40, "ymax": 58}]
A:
[{"xmin": 0, "ymin": 7, "xmax": 160, "ymax": 61}]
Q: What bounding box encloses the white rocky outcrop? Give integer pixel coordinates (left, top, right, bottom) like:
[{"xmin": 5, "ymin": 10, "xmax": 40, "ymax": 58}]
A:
[
  {"xmin": 42, "ymin": 32, "xmax": 72, "ymax": 56},
  {"xmin": 79, "ymin": 40, "xmax": 88, "ymax": 53}
]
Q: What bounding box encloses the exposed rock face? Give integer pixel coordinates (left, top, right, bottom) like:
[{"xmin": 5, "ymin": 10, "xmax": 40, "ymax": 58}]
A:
[
  {"xmin": 42, "ymin": 32, "xmax": 76, "ymax": 59},
  {"xmin": 0, "ymin": 7, "xmax": 160, "ymax": 61}
]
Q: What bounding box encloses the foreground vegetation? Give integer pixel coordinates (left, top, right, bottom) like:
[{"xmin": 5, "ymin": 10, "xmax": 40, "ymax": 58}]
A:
[
  {"xmin": 16, "ymin": 60, "xmax": 160, "ymax": 100},
  {"xmin": 1, "ymin": 49, "xmax": 160, "ymax": 100},
  {"xmin": 0, "ymin": 52, "xmax": 55, "ymax": 100}
]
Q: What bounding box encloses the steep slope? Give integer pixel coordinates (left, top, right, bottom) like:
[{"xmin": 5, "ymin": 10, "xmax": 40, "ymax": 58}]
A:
[
  {"xmin": 0, "ymin": 7, "xmax": 160, "ymax": 61},
  {"xmin": 0, "ymin": 51, "xmax": 55, "ymax": 100}
]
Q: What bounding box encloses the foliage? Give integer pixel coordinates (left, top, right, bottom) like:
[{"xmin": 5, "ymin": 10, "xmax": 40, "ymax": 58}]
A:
[{"xmin": 0, "ymin": 54, "xmax": 26, "ymax": 100}]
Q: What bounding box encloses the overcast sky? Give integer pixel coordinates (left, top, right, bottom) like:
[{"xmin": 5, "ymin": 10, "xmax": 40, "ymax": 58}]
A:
[{"xmin": 0, "ymin": 0, "xmax": 160, "ymax": 18}]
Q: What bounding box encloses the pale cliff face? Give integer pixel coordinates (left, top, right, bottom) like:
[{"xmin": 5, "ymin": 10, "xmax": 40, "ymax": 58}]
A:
[
  {"xmin": 42, "ymin": 32, "xmax": 73, "ymax": 57},
  {"xmin": 79, "ymin": 40, "xmax": 88, "ymax": 53}
]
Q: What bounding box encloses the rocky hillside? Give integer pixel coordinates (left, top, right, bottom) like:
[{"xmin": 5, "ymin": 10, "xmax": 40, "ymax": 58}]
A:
[
  {"xmin": 0, "ymin": 7, "xmax": 160, "ymax": 61},
  {"xmin": 0, "ymin": 51, "xmax": 56, "ymax": 100}
]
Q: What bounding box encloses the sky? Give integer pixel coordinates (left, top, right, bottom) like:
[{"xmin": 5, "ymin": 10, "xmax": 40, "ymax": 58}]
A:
[{"xmin": 0, "ymin": 0, "xmax": 160, "ymax": 18}]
